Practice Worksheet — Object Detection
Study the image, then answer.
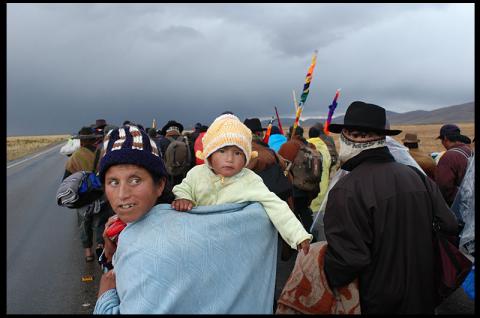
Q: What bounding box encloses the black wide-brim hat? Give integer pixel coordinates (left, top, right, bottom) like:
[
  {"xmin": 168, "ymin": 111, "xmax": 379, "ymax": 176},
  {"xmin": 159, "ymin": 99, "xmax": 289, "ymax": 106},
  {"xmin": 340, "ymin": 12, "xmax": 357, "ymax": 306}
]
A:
[
  {"xmin": 328, "ymin": 101, "xmax": 402, "ymax": 136},
  {"xmin": 73, "ymin": 126, "xmax": 103, "ymax": 140},
  {"xmin": 160, "ymin": 120, "xmax": 184, "ymax": 136},
  {"xmin": 243, "ymin": 118, "xmax": 267, "ymax": 132}
]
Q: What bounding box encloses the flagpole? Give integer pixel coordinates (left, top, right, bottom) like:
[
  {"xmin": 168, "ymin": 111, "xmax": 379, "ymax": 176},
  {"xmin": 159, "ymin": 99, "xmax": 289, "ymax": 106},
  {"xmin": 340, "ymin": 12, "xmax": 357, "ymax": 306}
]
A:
[
  {"xmin": 292, "ymin": 89, "xmax": 299, "ymax": 113},
  {"xmin": 274, "ymin": 106, "xmax": 284, "ymax": 135}
]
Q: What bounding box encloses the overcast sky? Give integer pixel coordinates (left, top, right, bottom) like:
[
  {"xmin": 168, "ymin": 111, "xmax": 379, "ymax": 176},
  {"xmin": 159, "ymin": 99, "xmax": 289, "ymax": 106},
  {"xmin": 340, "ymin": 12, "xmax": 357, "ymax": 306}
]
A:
[{"xmin": 7, "ymin": 3, "xmax": 474, "ymax": 136}]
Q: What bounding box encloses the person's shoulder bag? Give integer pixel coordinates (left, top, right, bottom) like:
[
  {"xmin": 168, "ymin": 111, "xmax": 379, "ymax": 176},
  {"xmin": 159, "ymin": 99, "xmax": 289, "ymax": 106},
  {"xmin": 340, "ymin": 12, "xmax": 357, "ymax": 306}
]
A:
[{"xmin": 409, "ymin": 165, "xmax": 472, "ymax": 306}]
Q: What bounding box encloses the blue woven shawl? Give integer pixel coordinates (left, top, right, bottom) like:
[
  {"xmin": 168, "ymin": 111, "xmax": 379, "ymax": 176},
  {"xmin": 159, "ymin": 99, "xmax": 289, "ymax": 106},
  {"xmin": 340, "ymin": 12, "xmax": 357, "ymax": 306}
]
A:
[{"xmin": 94, "ymin": 202, "xmax": 278, "ymax": 314}]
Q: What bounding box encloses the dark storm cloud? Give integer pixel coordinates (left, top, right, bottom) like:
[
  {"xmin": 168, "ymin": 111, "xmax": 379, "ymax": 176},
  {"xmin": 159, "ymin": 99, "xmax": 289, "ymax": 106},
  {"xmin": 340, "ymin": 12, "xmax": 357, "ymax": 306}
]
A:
[{"xmin": 7, "ymin": 3, "xmax": 474, "ymax": 136}]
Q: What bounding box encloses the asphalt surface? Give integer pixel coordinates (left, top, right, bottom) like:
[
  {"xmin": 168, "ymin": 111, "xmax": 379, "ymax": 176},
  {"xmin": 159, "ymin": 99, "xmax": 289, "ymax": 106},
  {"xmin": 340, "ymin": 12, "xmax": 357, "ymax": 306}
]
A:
[
  {"xmin": 7, "ymin": 144, "xmax": 102, "ymax": 314},
  {"xmin": 6, "ymin": 143, "xmax": 475, "ymax": 314}
]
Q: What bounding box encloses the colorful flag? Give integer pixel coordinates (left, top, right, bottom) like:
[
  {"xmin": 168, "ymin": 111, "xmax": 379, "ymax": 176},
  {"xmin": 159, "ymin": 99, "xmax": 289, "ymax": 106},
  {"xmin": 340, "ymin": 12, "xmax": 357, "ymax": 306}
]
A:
[
  {"xmin": 299, "ymin": 50, "xmax": 318, "ymax": 106},
  {"xmin": 324, "ymin": 89, "xmax": 341, "ymax": 135},
  {"xmin": 292, "ymin": 50, "xmax": 318, "ymax": 138}
]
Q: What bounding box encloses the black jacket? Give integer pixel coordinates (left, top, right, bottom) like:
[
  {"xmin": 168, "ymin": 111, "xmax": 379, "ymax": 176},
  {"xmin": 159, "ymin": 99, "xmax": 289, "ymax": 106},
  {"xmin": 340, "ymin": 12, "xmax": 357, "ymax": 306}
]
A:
[{"xmin": 323, "ymin": 147, "xmax": 458, "ymax": 314}]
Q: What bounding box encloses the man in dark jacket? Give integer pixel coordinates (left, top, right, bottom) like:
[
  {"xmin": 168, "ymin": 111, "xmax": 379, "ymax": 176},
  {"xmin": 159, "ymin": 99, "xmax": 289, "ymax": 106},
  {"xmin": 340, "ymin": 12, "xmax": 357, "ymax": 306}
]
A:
[
  {"xmin": 158, "ymin": 120, "xmax": 191, "ymax": 187},
  {"xmin": 323, "ymin": 101, "xmax": 459, "ymax": 314},
  {"xmin": 435, "ymin": 124, "xmax": 473, "ymax": 206}
]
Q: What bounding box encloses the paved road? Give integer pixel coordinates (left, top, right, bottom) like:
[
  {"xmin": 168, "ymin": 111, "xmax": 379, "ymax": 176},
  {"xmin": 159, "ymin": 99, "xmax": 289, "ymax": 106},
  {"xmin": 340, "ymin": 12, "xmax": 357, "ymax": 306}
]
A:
[{"xmin": 7, "ymin": 144, "xmax": 102, "ymax": 314}]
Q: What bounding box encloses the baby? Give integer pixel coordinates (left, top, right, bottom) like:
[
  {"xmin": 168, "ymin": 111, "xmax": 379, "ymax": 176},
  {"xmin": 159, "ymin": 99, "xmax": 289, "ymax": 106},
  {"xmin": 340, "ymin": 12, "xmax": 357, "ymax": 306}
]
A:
[{"xmin": 172, "ymin": 114, "xmax": 312, "ymax": 253}]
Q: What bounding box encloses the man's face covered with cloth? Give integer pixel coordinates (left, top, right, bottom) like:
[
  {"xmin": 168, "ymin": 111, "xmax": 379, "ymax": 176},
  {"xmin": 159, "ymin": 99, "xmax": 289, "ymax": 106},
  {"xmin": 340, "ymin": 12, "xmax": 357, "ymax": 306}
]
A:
[{"xmin": 338, "ymin": 129, "xmax": 386, "ymax": 164}]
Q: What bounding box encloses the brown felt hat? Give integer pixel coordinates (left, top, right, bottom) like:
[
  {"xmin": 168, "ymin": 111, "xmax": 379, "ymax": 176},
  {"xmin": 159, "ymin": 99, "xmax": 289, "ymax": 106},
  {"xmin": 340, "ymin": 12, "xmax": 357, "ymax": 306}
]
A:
[{"xmin": 402, "ymin": 133, "xmax": 420, "ymax": 143}]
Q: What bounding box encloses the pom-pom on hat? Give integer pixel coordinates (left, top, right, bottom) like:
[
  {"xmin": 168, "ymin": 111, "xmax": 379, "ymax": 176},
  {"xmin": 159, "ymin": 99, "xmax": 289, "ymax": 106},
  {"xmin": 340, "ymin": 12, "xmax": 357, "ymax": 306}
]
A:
[
  {"xmin": 98, "ymin": 125, "xmax": 167, "ymax": 183},
  {"xmin": 199, "ymin": 114, "xmax": 254, "ymax": 167}
]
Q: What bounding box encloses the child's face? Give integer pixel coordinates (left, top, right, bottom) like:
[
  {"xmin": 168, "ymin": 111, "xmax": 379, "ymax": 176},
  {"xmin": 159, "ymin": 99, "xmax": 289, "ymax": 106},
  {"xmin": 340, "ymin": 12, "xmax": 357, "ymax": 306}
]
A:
[
  {"xmin": 209, "ymin": 145, "xmax": 246, "ymax": 177},
  {"xmin": 104, "ymin": 164, "xmax": 165, "ymax": 223}
]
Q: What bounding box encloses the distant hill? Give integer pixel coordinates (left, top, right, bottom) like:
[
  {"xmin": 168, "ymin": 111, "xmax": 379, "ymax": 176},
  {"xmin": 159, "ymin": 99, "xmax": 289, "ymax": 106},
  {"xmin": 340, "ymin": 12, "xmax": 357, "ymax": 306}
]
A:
[{"xmin": 262, "ymin": 101, "xmax": 474, "ymax": 127}]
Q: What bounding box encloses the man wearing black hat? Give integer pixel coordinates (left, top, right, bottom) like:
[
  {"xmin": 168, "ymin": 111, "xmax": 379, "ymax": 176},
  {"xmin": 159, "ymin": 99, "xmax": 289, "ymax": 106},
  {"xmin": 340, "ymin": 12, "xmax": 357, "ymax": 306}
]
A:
[
  {"xmin": 63, "ymin": 126, "xmax": 102, "ymax": 179},
  {"xmin": 158, "ymin": 120, "xmax": 193, "ymax": 186},
  {"xmin": 243, "ymin": 118, "xmax": 267, "ymax": 140},
  {"xmin": 435, "ymin": 124, "xmax": 473, "ymax": 206},
  {"xmin": 63, "ymin": 126, "xmax": 111, "ymax": 262},
  {"xmin": 158, "ymin": 120, "xmax": 185, "ymax": 154},
  {"xmin": 322, "ymin": 101, "xmax": 458, "ymax": 314}
]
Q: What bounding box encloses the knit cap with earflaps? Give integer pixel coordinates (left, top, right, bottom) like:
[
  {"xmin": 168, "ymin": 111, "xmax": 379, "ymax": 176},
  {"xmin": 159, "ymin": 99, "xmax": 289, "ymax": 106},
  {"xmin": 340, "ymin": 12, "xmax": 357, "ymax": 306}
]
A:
[{"xmin": 197, "ymin": 114, "xmax": 257, "ymax": 167}]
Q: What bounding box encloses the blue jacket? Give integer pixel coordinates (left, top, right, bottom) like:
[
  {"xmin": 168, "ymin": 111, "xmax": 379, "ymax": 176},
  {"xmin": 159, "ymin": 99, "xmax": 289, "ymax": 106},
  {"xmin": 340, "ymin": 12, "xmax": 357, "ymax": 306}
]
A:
[{"xmin": 268, "ymin": 134, "xmax": 287, "ymax": 152}]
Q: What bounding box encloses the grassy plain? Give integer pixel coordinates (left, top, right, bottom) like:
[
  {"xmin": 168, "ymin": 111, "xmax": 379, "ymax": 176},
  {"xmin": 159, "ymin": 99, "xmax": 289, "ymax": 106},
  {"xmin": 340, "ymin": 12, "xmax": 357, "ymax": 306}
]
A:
[{"xmin": 7, "ymin": 135, "xmax": 71, "ymax": 162}]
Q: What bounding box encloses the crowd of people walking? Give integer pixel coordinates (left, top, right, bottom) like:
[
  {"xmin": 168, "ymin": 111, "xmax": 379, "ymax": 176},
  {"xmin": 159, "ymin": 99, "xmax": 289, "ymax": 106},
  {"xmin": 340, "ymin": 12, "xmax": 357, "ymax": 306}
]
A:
[{"xmin": 56, "ymin": 101, "xmax": 474, "ymax": 314}]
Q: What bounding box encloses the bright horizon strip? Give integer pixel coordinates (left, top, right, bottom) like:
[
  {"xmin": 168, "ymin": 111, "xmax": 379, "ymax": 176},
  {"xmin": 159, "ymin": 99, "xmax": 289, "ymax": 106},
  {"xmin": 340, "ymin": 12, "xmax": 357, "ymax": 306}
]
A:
[{"xmin": 324, "ymin": 88, "xmax": 341, "ymax": 135}]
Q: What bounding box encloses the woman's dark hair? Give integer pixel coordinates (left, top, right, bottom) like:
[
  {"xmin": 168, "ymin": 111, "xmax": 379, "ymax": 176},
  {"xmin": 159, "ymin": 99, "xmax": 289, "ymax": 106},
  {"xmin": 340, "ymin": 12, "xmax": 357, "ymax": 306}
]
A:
[
  {"xmin": 151, "ymin": 173, "xmax": 175, "ymax": 204},
  {"xmin": 309, "ymin": 126, "xmax": 321, "ymax": 138},
  {"xmin": 446, "ymin": 134, "xmax": 471, "ymax": 144}
]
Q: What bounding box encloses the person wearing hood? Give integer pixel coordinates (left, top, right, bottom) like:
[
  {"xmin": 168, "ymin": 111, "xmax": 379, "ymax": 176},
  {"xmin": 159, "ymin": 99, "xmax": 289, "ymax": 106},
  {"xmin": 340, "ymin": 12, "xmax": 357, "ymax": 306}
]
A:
[{"xmin": 267, "ymin": 125, "xmax": 287, "ymax": 152}]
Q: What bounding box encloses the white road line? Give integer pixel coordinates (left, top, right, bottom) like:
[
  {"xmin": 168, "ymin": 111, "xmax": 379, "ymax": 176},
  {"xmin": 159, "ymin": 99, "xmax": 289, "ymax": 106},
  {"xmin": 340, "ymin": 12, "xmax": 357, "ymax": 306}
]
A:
[{"xmin": 7, "ymin": 143, "xmax": 65, "ymax": 169}]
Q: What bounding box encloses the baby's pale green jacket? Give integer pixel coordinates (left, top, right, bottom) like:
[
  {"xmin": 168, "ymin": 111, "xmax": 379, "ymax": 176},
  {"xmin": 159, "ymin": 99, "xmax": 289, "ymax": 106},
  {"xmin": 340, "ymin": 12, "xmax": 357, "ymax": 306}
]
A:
[{"xmin": 173, "ymin": 164, "xmax": 313, "ymax": 249}]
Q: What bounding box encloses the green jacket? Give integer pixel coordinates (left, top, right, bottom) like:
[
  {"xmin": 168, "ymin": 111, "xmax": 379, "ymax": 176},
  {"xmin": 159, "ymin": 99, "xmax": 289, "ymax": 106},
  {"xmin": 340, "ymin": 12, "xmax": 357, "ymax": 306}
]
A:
[
  {"xmin": 306, "ymin": 137, "xmax": 332, "ymax": 212},
  {"xmin": 173, "ymin": 164, "xmax": 312, "ymax": 249}
]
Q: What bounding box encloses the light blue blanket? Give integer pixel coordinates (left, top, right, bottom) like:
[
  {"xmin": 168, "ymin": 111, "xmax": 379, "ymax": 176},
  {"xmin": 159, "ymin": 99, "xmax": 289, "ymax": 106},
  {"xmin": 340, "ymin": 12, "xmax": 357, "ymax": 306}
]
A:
[{"xmin": 94, "ymin": 202, "xmax": 278, "ymax": 314}]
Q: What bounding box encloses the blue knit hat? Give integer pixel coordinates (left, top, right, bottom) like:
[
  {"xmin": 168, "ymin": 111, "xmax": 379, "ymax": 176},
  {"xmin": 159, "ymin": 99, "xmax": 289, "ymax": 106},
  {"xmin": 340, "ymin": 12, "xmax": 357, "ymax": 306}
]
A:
[{"xmin": 98, "ymin": 125, "xmax": 167, "ymax": 183}]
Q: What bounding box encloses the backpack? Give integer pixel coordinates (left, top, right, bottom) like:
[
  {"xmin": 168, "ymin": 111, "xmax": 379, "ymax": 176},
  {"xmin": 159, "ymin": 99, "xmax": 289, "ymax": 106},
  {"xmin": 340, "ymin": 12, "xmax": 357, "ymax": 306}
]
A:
[
  {"xmin": 56, "ymin": 170, "xmax": 104, "ymax": 209},
  {"xmin": 289, "ymin": 145, "xmax": 323, "ymax": 192},
  {"xmin": 319, "ymin": 136, "xmax": 338, "ymax": 166},
  {"xmin": 256, "ymin": 150, "xmax": 292, "ymax": 201},
  {"xmin": 164, "ymin": 136, "xmax": 192, "ymax": 176}
]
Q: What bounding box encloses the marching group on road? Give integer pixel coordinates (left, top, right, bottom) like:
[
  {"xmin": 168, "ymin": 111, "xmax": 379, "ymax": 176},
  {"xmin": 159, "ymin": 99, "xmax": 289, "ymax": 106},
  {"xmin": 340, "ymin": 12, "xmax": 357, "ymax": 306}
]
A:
[{"xmin": 56, "ymin": 101, "xmax": 475, "ymax": 314}]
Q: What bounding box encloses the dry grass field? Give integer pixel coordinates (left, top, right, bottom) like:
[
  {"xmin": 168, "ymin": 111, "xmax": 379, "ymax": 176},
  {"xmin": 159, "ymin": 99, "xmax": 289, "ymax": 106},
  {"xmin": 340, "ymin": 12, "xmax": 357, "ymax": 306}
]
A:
[
  {"xmin": 388, "ymin": 122, "xmax": 475, "ymax": 154},
  {"xmin": 303, "ymin": 122, "xmax": 475, "ymax": 155},
  {"xmin": 7, "ymin": 135, "xmax": 71, "ymax": 162}
]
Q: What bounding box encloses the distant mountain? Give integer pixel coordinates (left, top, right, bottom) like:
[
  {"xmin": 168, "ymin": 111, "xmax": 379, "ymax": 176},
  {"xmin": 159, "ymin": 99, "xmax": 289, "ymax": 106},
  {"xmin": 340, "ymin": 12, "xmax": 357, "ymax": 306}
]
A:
[{"xmin": 262, "ymin": 102, "xmax": 474, "ymax": 127}]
